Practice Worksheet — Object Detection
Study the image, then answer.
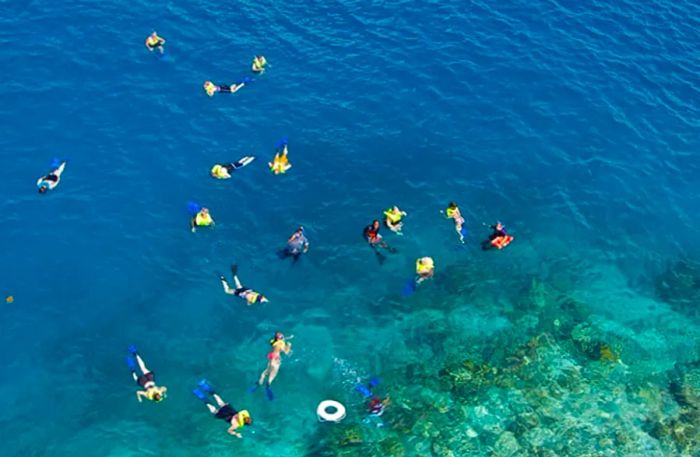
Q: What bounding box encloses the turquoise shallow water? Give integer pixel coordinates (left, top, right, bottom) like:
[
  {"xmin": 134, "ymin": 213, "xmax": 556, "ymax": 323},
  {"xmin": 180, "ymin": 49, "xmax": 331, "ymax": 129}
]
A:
[{"xmin": 1, "ymin": 0, "xmax": 700, "ymax": 456}]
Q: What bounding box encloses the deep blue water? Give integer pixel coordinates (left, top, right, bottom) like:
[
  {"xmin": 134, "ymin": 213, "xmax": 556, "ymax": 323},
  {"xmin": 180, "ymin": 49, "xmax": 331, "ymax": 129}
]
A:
[{"xmin": 1, "ymin": 0, "xmax": 699, "ymax": 456}]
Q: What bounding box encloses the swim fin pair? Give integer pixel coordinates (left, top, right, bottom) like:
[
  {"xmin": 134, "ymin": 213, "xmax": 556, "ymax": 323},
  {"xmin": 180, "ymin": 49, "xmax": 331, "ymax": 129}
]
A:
[
  {"xmin": 275, "ymin": 137, "xmax": 288, "ymax": 149},
  {"xmin": 192, "ymin": 378, "xmax": 216, "ymax": 402},
  {"xmin": 125, "ymin": 345, "xmax": 139, "ymax": 371},
  {"xmin": 354, "ymin": 377, "xmax": 381, "ymax": 398},
  {"xmin": 247, "ymin": 382, "xmax": 274, "ymax": 400},
  {"xmin": 401, "ymin": 278, "xmax": 417, "ymax": 297}
]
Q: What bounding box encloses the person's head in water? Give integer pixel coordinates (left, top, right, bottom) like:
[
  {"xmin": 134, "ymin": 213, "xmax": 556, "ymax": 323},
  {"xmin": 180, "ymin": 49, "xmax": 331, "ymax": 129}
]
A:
[
  {"xmin": 372, "ymin": 220, "xmax": 380, "ymax": 230},
  {"xmin": 495, "ymin": 221, "xmax": 504, "ymax": 231},
  {"xmin": 271, "ymin": 331, "xmax": 285, "ymax": 344},
  {"xmin": 448, "ymin": 201, "xmax": 457, "ymax": 209},
  {"xmin": 38, "ymin": 186, "xmax": 47, "ymax": 194},
  {"xmin": 152, "ymin": 391, "xmax": 162, "ymax": 402},
  {"xmin": 243, "ymin": 415, "xmax": 253, "ymax": 425}
]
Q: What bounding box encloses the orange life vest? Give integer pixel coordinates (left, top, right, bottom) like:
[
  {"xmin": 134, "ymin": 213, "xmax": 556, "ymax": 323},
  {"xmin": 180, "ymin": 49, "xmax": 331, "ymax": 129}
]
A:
[{"xmin": 490, "ymin": 235, "xmax": 513, "ymax": 249}]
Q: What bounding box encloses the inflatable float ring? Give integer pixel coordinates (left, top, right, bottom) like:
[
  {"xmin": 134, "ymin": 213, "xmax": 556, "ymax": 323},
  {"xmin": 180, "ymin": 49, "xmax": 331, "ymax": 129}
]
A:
[{"xmin": 317, "ymin": 400, "xmax": 346, "ymax": 422}]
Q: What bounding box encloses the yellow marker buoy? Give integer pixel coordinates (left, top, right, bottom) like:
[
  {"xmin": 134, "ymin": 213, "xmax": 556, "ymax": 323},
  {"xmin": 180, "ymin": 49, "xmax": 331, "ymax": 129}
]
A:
[{"xmin": 6, "ymin": 295, "xmax": 14, "ymax": 303}]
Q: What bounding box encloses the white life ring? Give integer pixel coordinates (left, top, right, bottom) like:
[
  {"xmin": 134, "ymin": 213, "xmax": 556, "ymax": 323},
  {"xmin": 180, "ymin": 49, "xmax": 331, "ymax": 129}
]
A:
[{"xmin": 317, "ymin": 400, "xmax": 346, "ymax": 422}]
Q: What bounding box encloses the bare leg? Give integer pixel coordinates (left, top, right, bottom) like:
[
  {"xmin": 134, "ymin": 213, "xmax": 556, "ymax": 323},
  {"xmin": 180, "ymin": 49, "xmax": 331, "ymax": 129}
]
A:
[
  {"xmin": 135, "ymin": 354, "xmax": 150, "ymax": 374},
  {"xmin": 54, "ymin": 162, "xmax": 66, "ymax": 178},
  {"xmin": 267, "ymin": 359, "xmax": 281, "ymax": 385},
  {"xmin": 213, "ymin": 393, "xmax": 226, "ymax": 407},
  {"xmin": 259, "ymin": 363, "xmax": 271, "ymax": 385},
  {"xmin": 131, "ymin": 372, "xmax": 139, "ymax": 382},
  {"xmin": 206, "ymin": 403, "xmax": 217, "ymax": 414},
  {"xmin": 233, "ymin": 275, "xmax": 243, "ymax": 290},
  {"xmin": 221, "ymin": 278, "xmax": 235, "ymax": 294}
]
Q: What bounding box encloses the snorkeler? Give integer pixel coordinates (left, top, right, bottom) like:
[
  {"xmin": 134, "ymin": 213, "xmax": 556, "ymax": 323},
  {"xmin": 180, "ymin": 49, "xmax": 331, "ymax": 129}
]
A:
[
  {"xmin": 443, "ymin": 201, "xmax": 467, "ymax": 243},
  {"xmin": 210, "ymin": 156, "xmax": 255, "ymax": 179},
  {"xmin": 126, "ymin": 345, "xmax": 167, "ymax": 403},
  {"xmin": 383, "ymin": 206, "xmax": 407, "ymax": 235},
  {"xmin": 203, "ymin": 78, "xmax": 251, "ymax": 97},
  {"xmin": 415, "ymin": 257, "xmax": 435, "ymax": 284},
  {"xmin": 192, "ymin": 379, "xmax": 252, "ymax": 438},
  {"xmin": 190, "ymin": 206, "xmax": 214, "ymax": 233},
  {"xmin": 279, "ymin": 226, "xmax": 309, "ymax": 262},
  {"xmin": 252, "ymin": 331, "xmax": 292, "ymax": 400},
  {"xmin": 144, "ymin": 32, "xmax": 165, "ymax": 53},
  {"xmin": 220, "ymin": 264, "xmax": 268, "ymax": 305},
  {"xmin": 363, "ymin": 219, "xmax": 397, "ymax": 260},
  {"xmin": 482, "ymin": 221, "xmax": 514, "ymax": 250},
  {"xmin": 37, "ymin": 161, "xmax": 66, "ymax": 194},
  {"xmin": 251, "ymin": 55, "xmax": 267, "ymax": 73},
  {"xmin": 269, "ymin": 138, "xmax": 291, "ymax": 175},
  {"xmin": 354, "ymin": 377, "xmax": 390, "ymax": 420}
]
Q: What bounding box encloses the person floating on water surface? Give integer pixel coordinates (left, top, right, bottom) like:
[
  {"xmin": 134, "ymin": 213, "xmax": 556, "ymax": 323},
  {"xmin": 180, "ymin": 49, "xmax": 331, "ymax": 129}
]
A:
[
  {"xmin": 193, "ymin": 379, "xmax": 252, "ymax": 438},
  {"xmin": 37, "ymin": 160, "xmax": 66, "ymax": 194},
  {"xmin": 443, "ymin": 201, "xmax": 467, "ymax": 243},
  {"xmin": 203, "ymin": 78, "xmax": 251, "ymax": 97},
  {"xmin": 251, "ymin": 55, "xmax": 267, "ymax": 73},
  {"xmin": 363, "ymin": 219, "xmax": 397, "ymax": 264},
  {"xmin": 415, "ymin": 256, "xmax": 435, "ymax": 284},
  {"xmin": 279, "ymin": 226, "xmax": 309, "ymax": 262},
  {"xmin": 191, "ymin": 207, "xmax": 214, "ymax": 233},
  {"xmin": 220, "ymin": 264, "xmax": 268, "ymax": 304},
  {"xmin": 269, "ymin": 138, "xmax": 291, "ymax": 174},
  {"xmin": 383, "ymin": 205, "xmax": 407, "ymax": 235},
  {"xmin": 144, "ymin": 32, "xmax": 165, "ymax": 53},
  {"xmin": 482, "ymin": 221, "xmax": 514, "ymax": 250},
  {"xmin": 126, "ymin": 345, "xmax": 167, "ymax": 403},
  {"xmin": 251, "ymin": 331, "xmax": 292, "ymax": 400},
  {"xmin": 210, "ymin": 156, "xmax": 255, "ymax": 179}
]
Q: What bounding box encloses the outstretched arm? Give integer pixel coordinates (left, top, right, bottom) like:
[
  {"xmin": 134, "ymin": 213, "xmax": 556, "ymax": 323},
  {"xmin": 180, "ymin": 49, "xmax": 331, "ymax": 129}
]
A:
[{"xmin": 227, "ymin": 425, "xmax": 242, "ymax": 438}]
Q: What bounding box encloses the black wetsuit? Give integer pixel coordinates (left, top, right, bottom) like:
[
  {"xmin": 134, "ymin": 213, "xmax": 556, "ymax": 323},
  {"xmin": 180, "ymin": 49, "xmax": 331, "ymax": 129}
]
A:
[
  {"xmin": 218, "ymin": 84, "xmax": 234, "ymax": 93},
  {"xmin": 215, "ymin": 404, "xmax": 238, "ymax": 422},
  {"xmin": 43, "ymin": 174, "xmax": 58, "ymax": 183}
]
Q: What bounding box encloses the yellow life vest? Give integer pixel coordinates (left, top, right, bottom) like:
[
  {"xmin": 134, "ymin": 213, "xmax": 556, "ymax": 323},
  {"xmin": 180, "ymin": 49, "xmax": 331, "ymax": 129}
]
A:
[
  {"xmin": 195, "ymin": 211, "xmax": 213, "ymax": 226},
  {"xmin": 147, "ymin": 36, "xmax": 160, "ymax": 46},
  {"xmin": 211, "ymin": 164, "xmax": 228, "ymax": 178},
  {"xmin": 446, "ymin": 207, "xmax": 458, "ymax": 218},
  {"xmin": 416, "ymin": 257, "xmax": 434, "ymax": 275},
  {"xmin": 384, "ymin": 208, "xmax": 402, "ymax": 224},
  {"xmin": 236, "ymin": 410, "xmax": 251, "ymax": 427},
  {"xmin": 204, "ymin": 82, "xmax": 216, "ymax": 96},
  {"xmin": 246, "ymin": 291, "xmax": 260, "ymax": 304},
  {"xmin": 146, "ymin": 387, "xmax": 162, "ymax": 402}
]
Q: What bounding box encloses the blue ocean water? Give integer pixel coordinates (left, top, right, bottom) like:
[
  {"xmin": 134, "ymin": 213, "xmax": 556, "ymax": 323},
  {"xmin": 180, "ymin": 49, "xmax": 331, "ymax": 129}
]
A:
[{"xmin": 1, "ymin": 0, "xmax": 699, "ymax": 455}]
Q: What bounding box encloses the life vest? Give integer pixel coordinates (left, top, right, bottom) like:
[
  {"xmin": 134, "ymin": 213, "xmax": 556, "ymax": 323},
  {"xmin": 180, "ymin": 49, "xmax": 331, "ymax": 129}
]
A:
[
  {"xmin": 204, "ymin": 82, "xmax": 216, "ymax": 96},
  {"xmin": 446, "ymin": 207, "xmax": 458, "ymax": 218},
  {"xmin": 146, "ymin": 387, "xmax": 162, "ymax": 402},
  {"xmin": 384, "ymin": 208, "xmax": 402, "ymax": 224},
  {"xmin": 195, "ymin": 211, "xmax": 213, "ymax": 226},
  {"xmin": 490, "ymin": 235, "xmax": 513, "ymax": 249},
  {"xmin": 253, "ymin": 56, "xmax": 267, "ymax": 70},
  {"xmin": 245, "ymin": 291, "xmax": 261, "ymax": 304},
  {"xmin": 211, "ymin": 164, "xmax": 228, "ymax": 178},
  {"xmin": 366, "ymin": 228, "xmax": 379, "ymax": 241},
  {"xmin": 236, "ymin": 410, "xmax": 251, "ymax": 427},
  {"xmin": 146, "ymin": 36, "xmax": 161, "ymax": 47},
  {"xmin": 416, "ymin": 257, "xmax": 434, "ymax": 275}
]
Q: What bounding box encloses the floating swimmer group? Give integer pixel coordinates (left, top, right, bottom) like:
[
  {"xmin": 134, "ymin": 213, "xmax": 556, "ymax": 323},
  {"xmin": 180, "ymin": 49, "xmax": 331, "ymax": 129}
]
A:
[{"xmin": 28, "ymin": 33, "xmax": 516, "ymax": 440}]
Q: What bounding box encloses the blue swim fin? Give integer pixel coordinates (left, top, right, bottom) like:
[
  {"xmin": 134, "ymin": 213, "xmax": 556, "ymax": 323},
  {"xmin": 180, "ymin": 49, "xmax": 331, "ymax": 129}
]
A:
[
  {"xmin": 198, "ymin": 379, "xmax": 216, "ymax": 394},
  {"xmin": 187, "ymin": 201, "xmax": 202, "ymax": 216},
  {"xmin": 354, "ymin": 384, "xmax": 372, "ymax": 398},
  {"xmin": 402, "ymin": 278, "xmax": 417, "ymax": 297},
  {"xmin": 265, "ymin": 384, "xmax": 274, "ymax": 400},
  {"xmin": 126, "ymin": 355, "xmax": 137, "ymax": 372},
  {"xmin": 128, "ymin": 344, "xmax": 138, "ymax": 355},
  {"xmin": 275, "ymin": 137, "xmax": 288, "ymax": 148},
  {"xmin": 192, "ymin": 388, "xmax": 209, "ymax": 403},
  {"xmin": 368, "ymin": 377, "xmax": 381, "ymax": 388},
  {"xmin": 247, "ymin": 383, "xmax": 260, "ymax": 394},
  {"xmin": 50, "ymin": 158, "xmax": 61, "ymax": 168},
  {"xmin": 460, "ymin": 227, "xmax": 469, "ymax": 238}
]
